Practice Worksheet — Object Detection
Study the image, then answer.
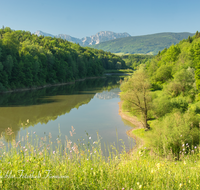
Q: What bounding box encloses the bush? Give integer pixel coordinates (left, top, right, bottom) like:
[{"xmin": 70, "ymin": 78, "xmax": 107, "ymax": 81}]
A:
[{"xmin": 150, "ymin": 112, "xmax": 200, "ymax": 159}]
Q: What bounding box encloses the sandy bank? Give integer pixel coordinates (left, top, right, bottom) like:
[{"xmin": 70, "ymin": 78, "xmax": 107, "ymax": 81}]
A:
[{"xmin": 118, "ymin": 101, "xmax": 144, "ymax": 152}]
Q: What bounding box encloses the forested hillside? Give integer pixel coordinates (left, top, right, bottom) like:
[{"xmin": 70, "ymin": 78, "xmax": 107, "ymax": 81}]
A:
[
  {"xmin": 122, "ymin": 54, "xmax": 154, "ymax": 70},
  {"xmin": 91, "ymin": 32, "xmax": 194, "ymax": 55},
  {"xmin": 121, "ymin": 31, "xmax": 200, "ymax": 158},
  {"xmin": 0, "ymin": 27, "xmax": 125, "ymax": 92}
]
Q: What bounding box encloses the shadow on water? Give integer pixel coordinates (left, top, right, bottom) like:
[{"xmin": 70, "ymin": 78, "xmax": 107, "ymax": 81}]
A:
[{"xmin": 0, "ymin": 77, "xmax": 124, "ymax": 140}]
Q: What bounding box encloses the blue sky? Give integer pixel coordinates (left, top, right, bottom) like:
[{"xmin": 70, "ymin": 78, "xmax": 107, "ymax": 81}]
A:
[{"xmin": 1, "ymin": 0, "xmax": 199, "ymax": 38}]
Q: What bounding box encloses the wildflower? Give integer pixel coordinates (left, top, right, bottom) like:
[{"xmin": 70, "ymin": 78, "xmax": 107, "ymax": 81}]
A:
[
  {"xmin": 91, "ymin": 168, "xmax": 93, "ymax": 170},
  {"xmin": 184, "ymin": 161, "xmax": 186, "ymax": 165},
  {"xmin": 94, "ymin": 151, "xmax": 96, "ymax": 153},
  {"xmin": 33, "ymin": 132, "xmax": 36, "ymax": 134},
  {"xmin": 53, "ymin": 151, "xmax": 55, "ymax": 154},
  {"xmin": 122, "ymin": 188, "xmax": 124, "ymax": 190},
  {"xmin": 139, "ymin": 185, "xmax": 142, "ymax": 189},
  {"xmin": 195, "ymin": 146, "xmax": 197, "ymax": 149},
  {"xmin": 25, "ymin": 149, "xmax": 27, "ymax": 152},
  {"xmin": 89, "ymin": 137, "xmax": 91, "ymax": 139},
  {"xmin": 186, "ymin": 143, "xmax": 188, "ymax": 146},
  {"xmin": 182, "ymin": 144, "xmax": 184, "ymax": 147},
  {"xmin": 137, "ymin": 182, "xmax": 140, "ymax": 185},
  {"xmin": 27, "ymin": 119, "xmax": 29, "ymax": 123},
  {"xmin": 151, "ymin": 169, "xmax": 154, "ymax": 174},
  {"xmin": 93, "ymin": 141, "xmax": 96, "ymax": 144},
  {"xmin": 179, "ymin": 183, "xmax": 182, "ymax": 188},
  {"xmin": 189, "ymin": 180, "xmax": 190, "ymax": 183},
  {"xmin": 156, "ymin": 163, "xmax": 160, "ymax": 169}
]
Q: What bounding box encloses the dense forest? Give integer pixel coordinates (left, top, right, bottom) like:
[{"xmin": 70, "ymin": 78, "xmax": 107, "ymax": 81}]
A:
[
  {"xmin": 122, "ymin": 54, "xmax": 154, "ymax": 70},
  {"xmin": 121, "ymin": 31, "xmax": 200, "ymax": 159},
  {"xmin": 0, "ymin": 27, "xmax": 125, "ymax": 92}
]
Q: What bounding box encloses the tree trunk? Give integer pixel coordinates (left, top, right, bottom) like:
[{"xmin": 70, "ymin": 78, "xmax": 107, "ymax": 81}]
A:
[{"xmin": 144, "ymin": 109, "xmax": 150, "ymax": 130}]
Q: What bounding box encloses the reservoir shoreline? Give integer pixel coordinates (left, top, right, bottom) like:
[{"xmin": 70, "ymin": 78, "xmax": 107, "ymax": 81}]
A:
[
  {"xmin": 0, "ymin": 76, "xmax": 106, "ymax": 94},
  {"xmin": 118, "ymin": 101, "xmax": 144, "ymax": 152}
]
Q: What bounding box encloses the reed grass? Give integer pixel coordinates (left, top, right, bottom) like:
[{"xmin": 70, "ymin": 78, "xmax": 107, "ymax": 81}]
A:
[{"xmin": 0, "ymin": 126, "xmax": 200, "ymax": 190}]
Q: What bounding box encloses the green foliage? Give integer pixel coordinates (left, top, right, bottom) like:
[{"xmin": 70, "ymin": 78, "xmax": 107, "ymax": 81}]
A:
[
  {"xmin": 1, "ymin": 129, "xmax": 200, "ymax": 189},
  {"xmin": 121, "ymin": 69, "xmax": 151, "ymax": 129},
  {"xmin": 121, "ymin": 32, "xmax": 200, "ymax": 158},
  {"xmin": 0, "ymin": 27, "xmax": 125, "ymax": 91},
  {"xmin": 154, "ymin": 65, "xmax": 172, "ymax": 83},
  {"xmin": 122, "ymin": 54, "xmax": 154, "ymax": 69},
  {"xmin": 90, "ymin": 32, "xmax": 194, "ymax": 55},
  {"xmin": 150, "ymin": 112, "xmax": 200, "ymax": 158}
]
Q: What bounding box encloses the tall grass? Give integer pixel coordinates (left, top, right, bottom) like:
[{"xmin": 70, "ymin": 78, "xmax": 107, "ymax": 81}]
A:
[{"xmin": 1, "ymin": 126, "xmax": 200, "ymax": 189}]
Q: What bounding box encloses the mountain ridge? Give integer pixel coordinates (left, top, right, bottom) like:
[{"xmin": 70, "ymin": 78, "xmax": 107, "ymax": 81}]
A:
[{"xmin": 34, "ymin": 30, "xmax": 130, "ymax": 46}]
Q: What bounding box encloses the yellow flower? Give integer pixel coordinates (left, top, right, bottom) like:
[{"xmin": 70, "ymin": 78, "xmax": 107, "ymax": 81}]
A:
[
  {"xmin": 184, "ymin": 161, "xmax": 186, "ymax": 165},
  {"xmin": 137, "ymin": 182, "xmax": 140, "ymax": 185},
  {"xmin": 156, "ymin": 163, "xmax": 160, "ymax": 169},
  {"xmin": 151, "ymin": 169, "xmax": 154, "ymax": 174},
  {"xmin": 179, "ymin": 183, "xmax": 182, "ymax": 188},
  {"xmin": 139, "ymin": 185, "xmax": 142, "ymax": 189}
]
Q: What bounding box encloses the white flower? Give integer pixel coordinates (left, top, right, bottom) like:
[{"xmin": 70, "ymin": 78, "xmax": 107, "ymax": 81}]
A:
[{"xmin": 89, "ymin": 137, "xmax": 91, "ymax": 139}]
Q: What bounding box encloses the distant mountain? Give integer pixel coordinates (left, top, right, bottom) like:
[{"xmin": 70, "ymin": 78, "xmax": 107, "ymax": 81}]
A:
[
  {"xmin": 34, "ymin": 30, "xmax": 131, "ymax": 46},
  {"xmin": 34, "ymin": 30, "xmax": 55, "ymax": 38},
  {"xmin": 90, "ymin": 32, "xmax": 195, "ymax": 55},
  {"xmin": 81, "ymin": 31, "xmax": 130, "ymax": 46}
]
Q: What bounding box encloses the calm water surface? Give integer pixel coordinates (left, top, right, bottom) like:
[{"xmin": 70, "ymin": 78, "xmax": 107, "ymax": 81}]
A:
[{"xmin": 0, "ymin": 77, "xmax": 135, "ymax": 152}]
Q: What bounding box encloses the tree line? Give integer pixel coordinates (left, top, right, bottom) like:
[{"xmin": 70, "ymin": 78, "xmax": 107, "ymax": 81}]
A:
[
  {"xmin": 121, "ymin": 31, "xmax": 200, "ymax": 159},
  {"xmin": 0, "ymin": 27, "xmax": 125, "ymax": 91}
]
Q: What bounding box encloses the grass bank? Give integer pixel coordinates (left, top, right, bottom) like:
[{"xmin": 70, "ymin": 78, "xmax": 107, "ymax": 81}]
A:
[{"xmin": 1, "ymin": 119, "xmax": 200, "ymax": 189}]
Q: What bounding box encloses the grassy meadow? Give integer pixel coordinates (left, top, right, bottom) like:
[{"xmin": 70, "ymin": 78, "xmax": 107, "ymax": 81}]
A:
[{"xmin": 1, "ymin": 124, "xmax": 200, "ymax": 190}]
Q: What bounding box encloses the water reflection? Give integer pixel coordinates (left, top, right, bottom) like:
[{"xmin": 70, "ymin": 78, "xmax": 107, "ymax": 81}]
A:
[
  {"xmin": 95, "ymin": 88, "xmax": 120, "ymax": 99},
  {"xmin": 0, "ymin": 77, "xmax": 123, "ymax": 140}
]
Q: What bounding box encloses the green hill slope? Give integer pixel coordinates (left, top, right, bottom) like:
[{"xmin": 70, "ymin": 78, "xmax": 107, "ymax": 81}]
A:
[
  {"xmin": 90, "ymin": 32, "xmax": 194, "ymax": 55},
  {"xmin": 0, "ymin": 27, "xmax": 125, "ymax": 92}
]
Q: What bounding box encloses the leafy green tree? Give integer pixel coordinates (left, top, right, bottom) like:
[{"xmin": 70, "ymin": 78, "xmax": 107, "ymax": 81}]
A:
[{"xmin": 120, "ymin": 69, "xmax": 151, "ymax": 130}]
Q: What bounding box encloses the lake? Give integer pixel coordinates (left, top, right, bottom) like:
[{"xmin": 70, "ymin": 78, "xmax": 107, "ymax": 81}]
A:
[{"xmin": 0, "ymin": 76, "xmax": 135, "ymax": 153}]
